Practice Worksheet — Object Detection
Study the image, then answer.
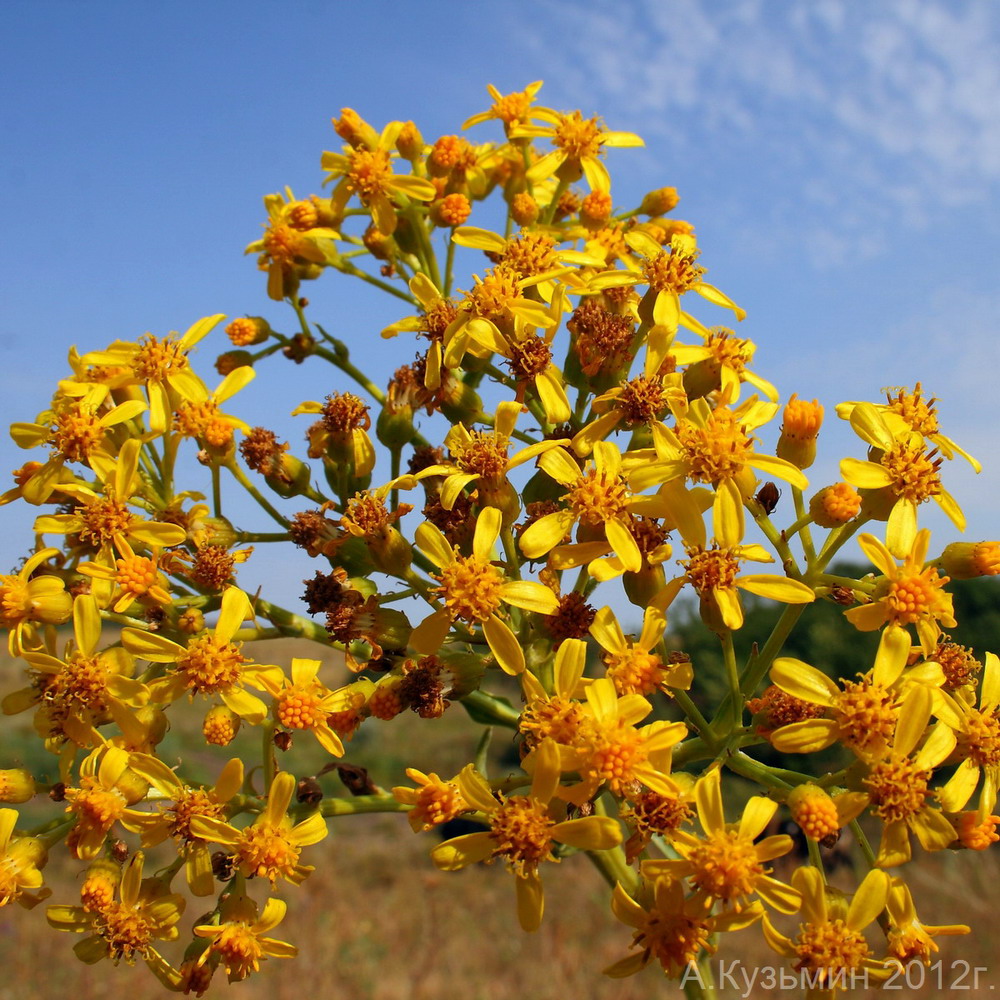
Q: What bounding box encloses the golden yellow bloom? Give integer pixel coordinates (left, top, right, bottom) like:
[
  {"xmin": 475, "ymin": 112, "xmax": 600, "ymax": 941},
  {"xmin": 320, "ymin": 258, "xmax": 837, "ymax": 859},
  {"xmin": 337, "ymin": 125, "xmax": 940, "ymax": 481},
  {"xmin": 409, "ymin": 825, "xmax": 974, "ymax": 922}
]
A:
[
  {"xmin": 63, "ymin": 745, "xmax": 148, "ymax": 860},
  {"xmin": 122, "ymin": 755, "xmax": 244, "ymax": 896},
  {"xmin": 258, "ymin": 657, "xmax": 348, "ymax": 757},
  {"xmin": 643, "ymin": 768, "xmax": 799, "ymax": 913},
  {"xmin": 938, "ymin": 540, "xmax": 1000, "ymax": 579},
  {"xmin": 76, "ymin": 533, "xmax": 173, "ymax": 614},
  {"xmin": 0, "ymin": 547, "xmax": 72, "ymax": 655},
  {"xmin": 845, "ymin": 530, "xmax": 956, "ymax": 656},
  {"xmin": 430, "ymin": 738, "xmax": 622, "ymax": 931},
  {"xmin": 605, "ymin": 876, "xmax": 761, "ymax": 978},
  {"xmin": 415, "ymin": 400, "xmax": 568, "ymax": 513},
  {"xmin": 933, "ymin": 651, "xmax": 1000, "ymax": 815},
  {"xmin": 412, "ymin": 506, "xmax": 559, "ymax": 675},
  {"xmin": 520, "ymin": 441, "xmax": 661, "ymax": 573},
  {"xmin": 293, "ymin": 390, "xmax": 376, "ymax": 477},
  {"xmin": 513, "ymin": 107, "xmax": 644, "ymax": 193},
  {"xmin": 590, "ymin": 604, "xmax": 692, "ymax": 697},
  {"xmin": 392, "ymin": 767, "xmax": 469, "ymax": 833},
  {"xmin": 0, "ymin": 809, "xmax": 48, "ymax": 908},
  {"xmin": 76, "ymin": 315, "xmax": 222, "ymax": 434},
  {"xmin": 193, "ymin": 891, "xmax": 297, "ymax": 983},
  {"xmin": 6, "ymin": 592, "xmax": 148, "ymax": 748},
  {"xmin": 463, "ymin": 81, "xmax": 545, "ymax": 135},
  {"xmin": 840, "ymin": 400, "xmax": 964, "ymax": 556},
  {"xmin": 33, "ymin": 439, "xmax": 187, "ymax": 558},
  {"xmin": 776, "ymin": 394, "xmax": 824, "ymax": 469},
  {"xmin": 885, "ymin": 877, "xmax": 969, "ymax": 966},
  {"xmin": 190, "ymin": 771, "xmax": 327, "ymax": 886},
  {"xmin": 762, "ymin": 867, "xmax": 894, "ymax": 992},
  {"xmin": 519, "ymin": 638, "xmax": 591, "ymax": 750},
  {"xmin": 122, "ymin": 586, "xmax": 283, "ymax": 724},
  {"xmin": 244, "ymin": 190, "xmax": 338, "ymax": 301},
  {"xmin": 322, "ymin": 121, "xmax": 436, "ymax": 234}
]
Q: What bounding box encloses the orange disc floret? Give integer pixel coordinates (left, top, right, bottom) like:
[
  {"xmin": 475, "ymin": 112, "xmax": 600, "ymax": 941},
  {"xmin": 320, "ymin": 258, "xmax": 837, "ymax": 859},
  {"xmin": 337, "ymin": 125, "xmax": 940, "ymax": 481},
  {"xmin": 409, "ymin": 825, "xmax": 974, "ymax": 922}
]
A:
[
  {"xmin": 787, "ymin": 784, "xmax": 839, "ymax": 841},
  {"xmin": 794, "ymin": 920, "xmax": 869, "ymax": 986},
  {"xmin": 778, "ymin": 395, "xmax": 823, "ymax": 469},
  {"xmin": 435, "ymin": 555, "xmax": 504, "ymax": 622},
  {"xmin": 510, "ymin": 191, "xmax": 540, "ymax": 226}
]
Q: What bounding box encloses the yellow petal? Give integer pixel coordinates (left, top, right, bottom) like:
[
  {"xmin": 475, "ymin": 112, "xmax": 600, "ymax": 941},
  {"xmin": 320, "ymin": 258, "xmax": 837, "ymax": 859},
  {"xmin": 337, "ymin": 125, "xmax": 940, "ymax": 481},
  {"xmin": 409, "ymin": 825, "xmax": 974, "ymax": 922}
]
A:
[{"xmin": 483, "ymin": 614, "xmax": 525, "ymax": 675}]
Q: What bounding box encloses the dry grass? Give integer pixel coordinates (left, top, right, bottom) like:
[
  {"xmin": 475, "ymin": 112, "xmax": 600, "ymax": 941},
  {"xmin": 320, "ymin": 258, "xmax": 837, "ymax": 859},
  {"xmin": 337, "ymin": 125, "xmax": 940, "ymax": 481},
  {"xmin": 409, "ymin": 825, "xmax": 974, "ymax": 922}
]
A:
[{"xmin": 1, "ymin": 638, "xmax": 998, "ymax": 998}]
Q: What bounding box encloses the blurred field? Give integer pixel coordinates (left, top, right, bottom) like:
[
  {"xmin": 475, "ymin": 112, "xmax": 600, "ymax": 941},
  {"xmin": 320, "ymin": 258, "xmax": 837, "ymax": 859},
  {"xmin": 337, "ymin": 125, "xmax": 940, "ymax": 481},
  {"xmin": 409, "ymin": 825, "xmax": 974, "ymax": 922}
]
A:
[{"xmin": 1, "ymin": 638, "xmax": 998, "ymax": 999}]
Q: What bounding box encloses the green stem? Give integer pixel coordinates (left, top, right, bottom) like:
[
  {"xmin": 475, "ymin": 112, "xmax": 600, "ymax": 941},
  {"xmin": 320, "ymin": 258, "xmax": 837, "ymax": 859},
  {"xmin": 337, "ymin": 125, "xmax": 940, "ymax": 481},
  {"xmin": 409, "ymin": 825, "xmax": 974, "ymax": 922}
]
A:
[
  {"xmin": 792, "ymin": 486, "xmax": 816, "ymax": 564},
  {"xmin": 319, "ymin": 795, "xmax": 412, "ymax": 818},
  {"xmin": 738, "ymin": 602, "xmax": 807, "ymax": 699},
  {"xmin": 500, "ymin": 526, "xmax": 522, "ymax": 581},
  {"xmin": 224, "ymin": 460, "xmax": 290, "ymax": 528},
  {"xmin": 312, "ymin": 344, "xmax": 386, "ymax": 405},
  {"xmin": 460, "ymin": 690, "xmax": 520, "ymax": 728}
]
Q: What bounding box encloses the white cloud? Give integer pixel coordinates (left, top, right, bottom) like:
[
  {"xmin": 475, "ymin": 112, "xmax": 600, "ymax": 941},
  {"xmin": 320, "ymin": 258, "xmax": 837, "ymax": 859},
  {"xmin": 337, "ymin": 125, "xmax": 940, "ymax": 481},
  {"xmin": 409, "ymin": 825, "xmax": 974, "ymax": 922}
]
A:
[{"xmin": 531, "ymin": 0, "xmax": 1000, "ymax": 258}]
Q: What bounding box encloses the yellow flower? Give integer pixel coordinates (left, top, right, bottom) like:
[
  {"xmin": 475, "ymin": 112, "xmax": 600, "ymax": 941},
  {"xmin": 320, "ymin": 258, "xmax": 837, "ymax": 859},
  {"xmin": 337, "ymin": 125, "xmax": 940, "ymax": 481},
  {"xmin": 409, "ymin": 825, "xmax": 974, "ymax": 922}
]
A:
[
  {"xmin": 63, "ymin": 745, "xmax": 148, "ymax": 860},
  {"xmin": 292, "ymin": 390, "xmax": 375, "ymax": 477},
  {"xmin": 430, "ymin": 738, "xmax": 622, "ymax": 932},
  {"xmin": 321, "ymin": 121, "xmax": 437, "ymax": 234},
  {"xmin": 762, "ymin": 866, "xmax": 894, "ymax": 992},
  {"xmin": 605, "ymin": 876, "xmax": 761, "ymax": 978},
  {"xmin": 415, "ymin": 400, "xmax": 568, "ymax": 512},
  {"xmin": 190, "ymin": 771, "xmax": 327, "ymax": 886},
  {"xmin": 885, "ymin": 877, "xmax": 969, "ymax": 966},
  {"xmin": 838, "ymin": 382, "xmax": 980, "ymax": 472},
  {"xmin": 32, "ymin": 439, "xmax": 187, "ymax": 558},
  {"xmin": 244, "ymin": 189, "xmax": 339, "ymax": 301},
  {"xmin": 555, "ymin": 677, "xmax": 688, "ymax": 803},
  {"xmin": 392, "ymin": 767, "xmax": 469, "ymax": 833},
  {"xmin": 122, "ymin": 755, "xmax": 244, "ymax": 896},
  {"xmin": 512, "ymin": 107, "xmax": 644, "ymax": 192},
  {"xmin": 844, "ymin": 530, "xmax": 956, "ymax": 656},
  {"xmin": 641, "ymin": 768, "xmax": 799, "ymax": 913},
  {"xmin": 839, "ymin": 401, "xmax": 963, "ymax": 556},
  {"xmin": 193, "ymin": 891, "xmax": 297, "ymax": 983},
  {"xmin": 933, "ymin": 651, "xmax": 1000, "ymax": 815},
  {"xmin": 769, "ymin": 624, "xmax": 930, "ymax": 762},
  {"xmin": 518, "ymin": 638, "xmax": 591, "ymax": 750},
  {"xmin": 0, "ymin": 547, "xmax": 72, "ymax": 655},
  {"xmin": 670, "ymin": 328, "xmax": 778, "ymax": 404},
  {"xmin": 46, "ymin": 852, "xmax": 184, "ymax": 977},
  {"xmin": 462, "ymin": 81, "xmax": 545, "ymax": 135},
  {"xmin": 10, "ymin": 395, "xmax": 147, "ymax": 503},
  {"xmin": 651, "ymin": 479, "xmax": 814, "ymax": 633},
  {"xmin": 411, "ymin": 506, "xmax": 559, "ymax": 675},
  {"xmin": 589, "ymin": 604, "xmax": 693, "ymax": 697},
  {"xmin": 623, "ymin": 229, "xmax": 744, "ymax": 333},
  {"xmin": 172, "ymin": 365, "xmax": 255, "ymax": 455},
  {"xmin": 258, "ymin": 657, "xmax": 348, "ymax": 757},
  {"xmin": 381, "ymin": 272, "xmax": 458, "ymax": 391},
  {"xmin": 6, "ymin": 593, "xmax": 148, "ymax": 748},
  {"xmin": 122, "ymin": 586, "xmax": 283, "ymax": 724},
  {"xmin": 519, "ymin": 441, "xmax": 658, "ymax": 573},
  {"xmin": 76, "ymin": 315, "xmax": 222, "ymax": 433},
  {"xmin": 76, "ymin": 533, "xmax": 174, "ymax": 614},
  {"xmin": 0, "ymin": 808, "xmax": 48, "ymax": 908}
]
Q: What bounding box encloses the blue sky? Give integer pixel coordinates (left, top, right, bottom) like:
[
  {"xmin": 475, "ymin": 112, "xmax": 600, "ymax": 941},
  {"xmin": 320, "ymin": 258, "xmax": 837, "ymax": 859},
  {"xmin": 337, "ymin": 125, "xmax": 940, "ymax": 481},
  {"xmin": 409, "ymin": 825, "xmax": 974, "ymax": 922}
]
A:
[{"xmin": 2, "ymin": 0, "xmax": 998, "ymax": 603}]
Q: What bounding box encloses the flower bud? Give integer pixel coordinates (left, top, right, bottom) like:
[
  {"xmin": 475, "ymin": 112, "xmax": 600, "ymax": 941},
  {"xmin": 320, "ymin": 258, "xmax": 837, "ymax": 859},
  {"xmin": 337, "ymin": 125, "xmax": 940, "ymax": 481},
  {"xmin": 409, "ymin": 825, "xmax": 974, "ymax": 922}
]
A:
[
  {"xmin": 939, "ymin": 541, "xmax": 1000, "ymax": 579},
  {"xmin": 396, "ymin": 120, "xmax": 424, "ymax": 161},
  {"xmin": 809, "ymin": 483, "xmax": 861, "ymax": 528},
  {"xmin": 623, "ymin": 564, "xmax": 666, "ymax": 610},
  {"xmin": 787, "ymin": 783, "xmax": 839, "ymax": 841},
  {"xmin": 176, "ymin": 608, "xmax": 205, "ymax": 634},
  {"xmin": 510, "ymin": 191, "xmax": 540, "ymax": 226},
  {"xmin": 777, "ymin": 395, "xmax": 823, "ymax": 469},
  {"xmin": 640, "ymin": 187, "xmax": 680, "ymax": 216},
  {"xmin": 0, "ymin": 768, "xmax": 34, "ymax": 803},
  {"xmin": 203, "ymin": 705, "xmax": 241, "ymax": 747},
  {"xmin": 224, "ymin": 316, "xmax": 271, "ymax": 347},
  {"xmin": 215, "ymin": 350, "xmax": 254, "ymax": 377}
]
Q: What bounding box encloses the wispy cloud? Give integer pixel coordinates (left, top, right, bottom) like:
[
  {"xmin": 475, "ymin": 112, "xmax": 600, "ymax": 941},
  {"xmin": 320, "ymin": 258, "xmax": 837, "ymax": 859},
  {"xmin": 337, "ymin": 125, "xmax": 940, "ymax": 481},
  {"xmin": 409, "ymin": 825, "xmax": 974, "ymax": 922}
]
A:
[{"xmin": 528, "ymin": 0, "xmax": 1000, "ymax": 263}]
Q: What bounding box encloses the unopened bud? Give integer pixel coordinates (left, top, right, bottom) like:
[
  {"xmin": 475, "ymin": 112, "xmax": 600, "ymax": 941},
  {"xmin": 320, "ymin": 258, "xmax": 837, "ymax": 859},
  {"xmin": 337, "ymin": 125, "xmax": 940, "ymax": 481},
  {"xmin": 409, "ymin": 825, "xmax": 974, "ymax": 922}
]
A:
[
  {"xmin": 777, "ymin": 395, "xmax": 823, "ymax": 469},
  {"xmin": 203, "ymin": 705, "xmax": 241, "ymax": 747},
  {"xmin": 809, "ymin": 483, "xmax": 862, "ymax": 528},
  {"xmin": 939, "ymin": 541, "xmax": 1000, "ymax": 579},
  {"xmin": 0, "ymin": 768, "xmax": 35, "ymax": 803},
  {"xmin": 640, "ymin": 187, "xmax": 680, "ymax": 216},
  {"xmin": 787, "ymin": 783, "xmax": 839, "ymax": 841}
]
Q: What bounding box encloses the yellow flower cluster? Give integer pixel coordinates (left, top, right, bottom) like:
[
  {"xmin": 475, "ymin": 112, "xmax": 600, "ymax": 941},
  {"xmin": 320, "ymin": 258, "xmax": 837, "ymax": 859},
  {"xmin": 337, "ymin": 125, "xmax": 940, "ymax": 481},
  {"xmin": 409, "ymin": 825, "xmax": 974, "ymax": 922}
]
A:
[{"xmin": 0, "ymin": 81, "xmax": 997, "ymax": 994}]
